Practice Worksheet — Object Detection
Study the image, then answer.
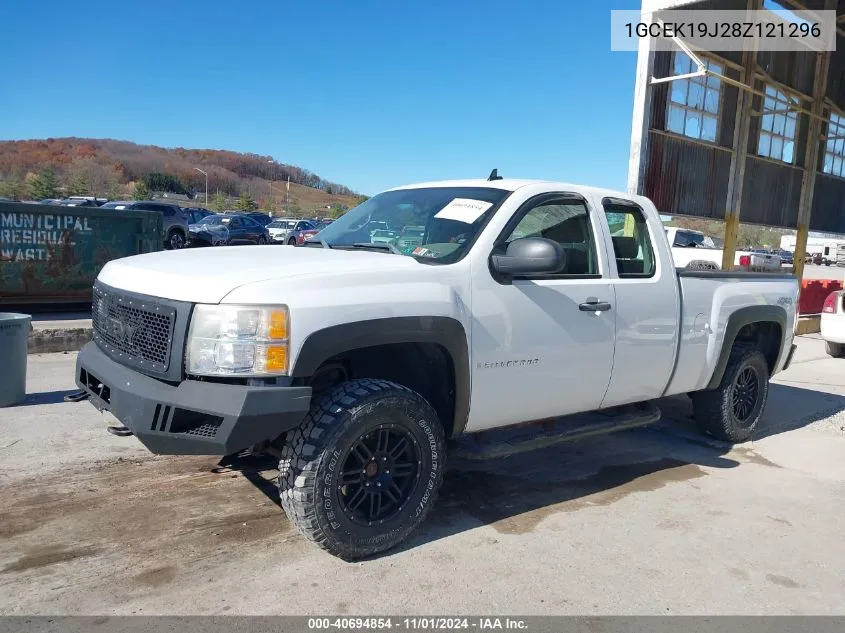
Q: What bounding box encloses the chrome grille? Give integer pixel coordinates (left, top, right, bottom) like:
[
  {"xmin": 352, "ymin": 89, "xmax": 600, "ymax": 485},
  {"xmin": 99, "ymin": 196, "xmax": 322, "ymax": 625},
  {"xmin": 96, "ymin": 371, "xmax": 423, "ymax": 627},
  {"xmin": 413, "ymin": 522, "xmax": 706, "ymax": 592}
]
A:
[{"xmin": 92, "ymin": 285, "xmax": 176, "ymax": 374}]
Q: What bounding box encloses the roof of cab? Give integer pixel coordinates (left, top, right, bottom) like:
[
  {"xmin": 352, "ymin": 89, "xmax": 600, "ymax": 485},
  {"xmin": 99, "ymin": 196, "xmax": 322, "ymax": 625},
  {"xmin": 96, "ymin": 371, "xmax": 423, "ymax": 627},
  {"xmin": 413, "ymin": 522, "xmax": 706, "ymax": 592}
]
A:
[{"xmin": 385, "ymin": 178, "xmax": 648, "ymax": 204}]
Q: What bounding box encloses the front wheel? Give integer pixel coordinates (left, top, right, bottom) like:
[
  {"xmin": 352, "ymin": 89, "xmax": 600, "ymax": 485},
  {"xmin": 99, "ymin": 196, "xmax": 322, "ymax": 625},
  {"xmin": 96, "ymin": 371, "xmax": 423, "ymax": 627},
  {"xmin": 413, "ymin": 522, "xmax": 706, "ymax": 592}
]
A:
[
  {"xmin": 691, "ymin": 347, "xmax": 769, "ymax": 443},
  {"xmin": 288, "ymin": 237, "xmax": 297, "ymax": 246},
  {"xmin": 278, "ymin": 379, "xmax": 446, "ymax": 560},
  {"xmin": 257, "ymin": 235, "xmax": 267, "ymax": 245},
  {"xmin": 166, "ymin": 231, "xmax": 185, "ymax": 250}
]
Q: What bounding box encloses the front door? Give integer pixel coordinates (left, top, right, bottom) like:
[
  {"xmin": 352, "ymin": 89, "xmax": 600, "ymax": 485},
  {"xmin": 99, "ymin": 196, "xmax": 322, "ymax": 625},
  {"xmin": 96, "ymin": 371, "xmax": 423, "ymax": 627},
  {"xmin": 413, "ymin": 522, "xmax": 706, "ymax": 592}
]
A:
[{"xmin": 466, "ymin": 192, "xmax": 617, "ymax": 433}]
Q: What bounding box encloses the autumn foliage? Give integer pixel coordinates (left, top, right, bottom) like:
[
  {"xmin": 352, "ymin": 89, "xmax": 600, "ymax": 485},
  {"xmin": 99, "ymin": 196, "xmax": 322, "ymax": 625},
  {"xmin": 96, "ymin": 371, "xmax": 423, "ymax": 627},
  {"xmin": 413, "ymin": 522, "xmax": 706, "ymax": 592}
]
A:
[{"xmin": 0, "ymin": 137, "xmax": 359, "ymax": 201}]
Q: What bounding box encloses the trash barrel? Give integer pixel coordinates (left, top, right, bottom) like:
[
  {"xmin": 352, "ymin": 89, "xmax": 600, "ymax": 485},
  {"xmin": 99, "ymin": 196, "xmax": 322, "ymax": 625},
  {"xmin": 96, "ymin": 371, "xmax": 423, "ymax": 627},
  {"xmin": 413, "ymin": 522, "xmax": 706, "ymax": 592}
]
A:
[{"xmin": 0, "ymin": 313, "xmax": 31, "ymax": 407}]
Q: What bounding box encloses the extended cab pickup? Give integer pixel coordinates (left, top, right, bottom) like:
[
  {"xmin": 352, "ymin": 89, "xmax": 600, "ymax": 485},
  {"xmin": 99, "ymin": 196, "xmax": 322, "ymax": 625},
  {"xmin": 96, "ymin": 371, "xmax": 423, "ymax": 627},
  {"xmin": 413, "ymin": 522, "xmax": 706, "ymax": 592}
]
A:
[{"xmin": 75, "ymin": 178, "xmax": 800, "ymax": 560}]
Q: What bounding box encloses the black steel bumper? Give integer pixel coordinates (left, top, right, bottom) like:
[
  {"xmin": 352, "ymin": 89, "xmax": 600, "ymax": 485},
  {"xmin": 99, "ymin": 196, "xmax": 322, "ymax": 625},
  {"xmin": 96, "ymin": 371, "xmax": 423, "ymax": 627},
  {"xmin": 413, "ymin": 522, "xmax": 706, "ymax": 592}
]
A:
[{"xmin": 75, "ymin": 342, "xmax": 312, "ymax": 455}]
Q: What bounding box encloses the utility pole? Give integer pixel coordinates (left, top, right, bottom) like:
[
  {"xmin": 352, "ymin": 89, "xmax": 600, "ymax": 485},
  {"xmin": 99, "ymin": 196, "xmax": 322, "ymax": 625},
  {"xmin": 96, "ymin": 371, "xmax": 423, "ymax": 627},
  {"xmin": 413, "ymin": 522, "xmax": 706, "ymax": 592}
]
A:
[{"xmin": 194, "ymin": 167, "xmax": 208, "ymax": 205}]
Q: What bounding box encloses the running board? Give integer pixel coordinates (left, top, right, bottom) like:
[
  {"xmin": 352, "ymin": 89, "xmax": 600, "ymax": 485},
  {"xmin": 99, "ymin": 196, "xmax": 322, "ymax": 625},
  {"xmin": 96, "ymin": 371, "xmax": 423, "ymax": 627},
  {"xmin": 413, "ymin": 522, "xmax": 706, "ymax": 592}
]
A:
[{"xmin": 449, "ymin": 402, "xmax": 662, "ymax": 461}]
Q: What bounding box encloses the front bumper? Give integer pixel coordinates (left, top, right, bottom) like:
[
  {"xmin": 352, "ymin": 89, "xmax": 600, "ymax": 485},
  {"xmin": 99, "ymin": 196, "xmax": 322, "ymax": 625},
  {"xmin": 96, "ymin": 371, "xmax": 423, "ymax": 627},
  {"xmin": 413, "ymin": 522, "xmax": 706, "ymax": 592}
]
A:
[{"xmin": 75, "ymin": 342, "xmax": 312, "ymax": 456}]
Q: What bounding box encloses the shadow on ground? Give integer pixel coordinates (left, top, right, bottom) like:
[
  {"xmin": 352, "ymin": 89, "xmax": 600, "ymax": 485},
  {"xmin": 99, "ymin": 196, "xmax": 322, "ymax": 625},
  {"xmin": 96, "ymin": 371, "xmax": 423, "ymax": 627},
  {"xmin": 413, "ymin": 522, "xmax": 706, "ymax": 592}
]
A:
[
  {"xmin": 659, "ymin": 382, "xmax": 845, "ymax": 441},
  {"xmin": 18, "ymin": 390, "xmax": 81, "ymax": 407},
  {"xmin": 229, "ymin": 381, "xmax": 845, "ymax": 556}
]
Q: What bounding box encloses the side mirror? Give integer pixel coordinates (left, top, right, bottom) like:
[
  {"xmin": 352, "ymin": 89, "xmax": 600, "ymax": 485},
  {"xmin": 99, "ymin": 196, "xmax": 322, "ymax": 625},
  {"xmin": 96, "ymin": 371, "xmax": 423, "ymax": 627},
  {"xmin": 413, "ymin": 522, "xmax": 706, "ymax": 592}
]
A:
[{"xmin": 490, "ymin": 237, "xmax": 566, "ymax": 277}]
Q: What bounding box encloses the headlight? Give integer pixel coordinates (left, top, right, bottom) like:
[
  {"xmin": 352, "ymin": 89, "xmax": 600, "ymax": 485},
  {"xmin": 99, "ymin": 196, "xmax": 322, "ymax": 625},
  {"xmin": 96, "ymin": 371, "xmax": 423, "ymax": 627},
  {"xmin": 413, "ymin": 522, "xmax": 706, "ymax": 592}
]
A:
[{"xmin": 186, "ymin": 304, "xmax": 289, "ymax": 376}]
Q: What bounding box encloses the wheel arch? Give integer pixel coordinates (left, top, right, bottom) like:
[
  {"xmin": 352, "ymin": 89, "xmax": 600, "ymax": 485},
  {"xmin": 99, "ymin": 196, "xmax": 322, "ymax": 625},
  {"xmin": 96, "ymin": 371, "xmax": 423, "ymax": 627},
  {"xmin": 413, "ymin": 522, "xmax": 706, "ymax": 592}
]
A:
[
  {"xmin": 706, "ymin": 305, "xmax": 787, "ymax": 390},
  {"xmin": 291, "ymin": 317, "xmax": 470, "ymax": 437}
]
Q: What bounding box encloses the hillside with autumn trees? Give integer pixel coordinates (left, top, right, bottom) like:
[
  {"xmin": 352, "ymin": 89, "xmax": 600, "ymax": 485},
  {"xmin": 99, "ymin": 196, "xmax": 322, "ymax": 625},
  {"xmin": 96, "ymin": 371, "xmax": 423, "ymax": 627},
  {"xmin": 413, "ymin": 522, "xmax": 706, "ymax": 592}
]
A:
[{"xmin": 0, "ymin": 137, "xmax": 365, "ymax": 215}]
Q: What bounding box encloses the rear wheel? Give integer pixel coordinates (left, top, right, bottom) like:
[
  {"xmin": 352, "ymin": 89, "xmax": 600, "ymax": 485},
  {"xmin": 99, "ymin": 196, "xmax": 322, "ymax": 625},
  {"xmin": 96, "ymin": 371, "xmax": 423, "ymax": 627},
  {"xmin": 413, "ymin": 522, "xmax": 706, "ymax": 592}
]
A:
[
  {"xmin": 825, "ymin": 341, "xmax": 845, "ymax": 357},
  {"xmin": 278, "ymin": 379, "xmax": 446, "ymax": 560},
  {"xmin": 691, "ymin": 347, "xmax": 769, "ymax": 443}
]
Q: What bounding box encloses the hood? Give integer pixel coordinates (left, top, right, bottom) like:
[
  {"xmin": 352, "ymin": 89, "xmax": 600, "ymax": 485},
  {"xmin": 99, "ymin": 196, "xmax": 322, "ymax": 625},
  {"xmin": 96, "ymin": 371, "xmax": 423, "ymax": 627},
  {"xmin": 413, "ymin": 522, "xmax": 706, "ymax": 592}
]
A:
[{"xmin": 96, "ymin": 245, "xmax": 422, "ymax": 304}]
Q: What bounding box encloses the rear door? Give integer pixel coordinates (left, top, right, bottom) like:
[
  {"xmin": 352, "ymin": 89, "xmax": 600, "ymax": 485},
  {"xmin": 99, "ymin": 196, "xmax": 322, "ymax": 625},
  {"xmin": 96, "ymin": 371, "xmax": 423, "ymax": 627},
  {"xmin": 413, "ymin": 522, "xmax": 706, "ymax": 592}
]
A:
[
  {"xmin": 227, "ymin": 216, "xmax": 245, "ymax": 243},
  {"xmin": 467, "ymin": 192, "xmax": 617, "ymax": 432},
  {"xmin": 596, "ymin": 196, "xmax": 680, "ymax": 408}
]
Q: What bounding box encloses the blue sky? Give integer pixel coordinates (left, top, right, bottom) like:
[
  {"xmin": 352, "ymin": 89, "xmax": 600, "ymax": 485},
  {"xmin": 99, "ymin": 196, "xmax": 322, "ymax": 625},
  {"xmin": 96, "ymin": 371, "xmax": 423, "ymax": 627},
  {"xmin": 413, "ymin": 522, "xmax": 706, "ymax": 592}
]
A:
[{"xmin": 0, "ymin": 0, "xmax": 640, "ymax": 196}]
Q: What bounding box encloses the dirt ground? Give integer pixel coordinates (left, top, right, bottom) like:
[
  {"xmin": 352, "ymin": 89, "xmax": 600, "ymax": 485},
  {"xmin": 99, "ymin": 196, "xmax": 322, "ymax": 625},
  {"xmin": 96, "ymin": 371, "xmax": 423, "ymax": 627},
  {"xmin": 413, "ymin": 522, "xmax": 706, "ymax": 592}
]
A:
[{"xmin": 0, "ymin": 337, "xmax": 844, "ymax": 615}]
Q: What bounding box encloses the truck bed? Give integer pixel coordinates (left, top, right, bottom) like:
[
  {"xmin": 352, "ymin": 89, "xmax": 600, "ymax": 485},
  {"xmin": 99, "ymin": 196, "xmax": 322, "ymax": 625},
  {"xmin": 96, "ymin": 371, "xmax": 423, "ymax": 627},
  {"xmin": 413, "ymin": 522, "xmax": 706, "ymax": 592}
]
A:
[{"xmin": 664, "ymin": 269, "xmax": 800, "ymax": 398}]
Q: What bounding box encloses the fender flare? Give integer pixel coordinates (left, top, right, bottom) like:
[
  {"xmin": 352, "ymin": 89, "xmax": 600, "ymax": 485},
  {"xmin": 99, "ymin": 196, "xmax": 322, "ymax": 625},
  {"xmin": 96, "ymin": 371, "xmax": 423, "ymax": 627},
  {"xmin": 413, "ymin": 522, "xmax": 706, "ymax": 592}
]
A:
[
  {"xmin": 706, "ymin": 304, "xmax": 787, "ymax": 390},
  {"xmin": 291, "ymin": 316, "xmax": 471, "ymax": 436}
]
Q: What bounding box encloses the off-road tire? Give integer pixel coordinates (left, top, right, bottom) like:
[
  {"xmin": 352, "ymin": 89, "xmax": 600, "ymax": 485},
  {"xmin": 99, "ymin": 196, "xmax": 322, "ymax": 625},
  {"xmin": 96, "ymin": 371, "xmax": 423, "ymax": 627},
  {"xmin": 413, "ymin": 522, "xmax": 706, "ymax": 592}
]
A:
[
  {"xmin": 825, "ymin": 341, "xmax": 845, "ymax": 357},
  {"xmin": 278, "ymin": 378, "xmax": 446, "ymax": 561},
  {"xmin": 691, "ymin": 347, "xmax": 769, "ymax": 443}
]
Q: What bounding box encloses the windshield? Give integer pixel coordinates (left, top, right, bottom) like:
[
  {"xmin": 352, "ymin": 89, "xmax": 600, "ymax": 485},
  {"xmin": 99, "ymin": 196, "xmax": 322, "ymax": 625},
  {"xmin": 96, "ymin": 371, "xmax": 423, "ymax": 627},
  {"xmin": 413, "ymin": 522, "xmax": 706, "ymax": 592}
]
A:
[
  {"xmin": 314, "ymin": 186, "xmax": 510, "ymax": 262},
  {"xmin": 672, "ymin": 229, "xmax": 715, "ymax": 248},
  {"xmin": 197, "ymin": 215, "xmax": 224, "ymax": 226}
]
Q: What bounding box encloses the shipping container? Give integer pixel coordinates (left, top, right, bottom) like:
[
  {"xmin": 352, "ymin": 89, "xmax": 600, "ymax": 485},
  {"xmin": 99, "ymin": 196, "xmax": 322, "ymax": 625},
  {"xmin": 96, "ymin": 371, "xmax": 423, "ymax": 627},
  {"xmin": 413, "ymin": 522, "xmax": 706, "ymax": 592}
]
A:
[{"xmin": 0, "ymin": 201, "xmax": 162, "ymax": 305}]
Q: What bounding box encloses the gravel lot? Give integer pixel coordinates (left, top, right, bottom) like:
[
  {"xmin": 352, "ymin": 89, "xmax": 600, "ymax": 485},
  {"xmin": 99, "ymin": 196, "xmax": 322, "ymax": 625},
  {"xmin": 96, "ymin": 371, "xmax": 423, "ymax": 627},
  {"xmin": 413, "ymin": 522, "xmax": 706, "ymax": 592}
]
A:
[{"xmin": 0, "ymin": 337, "xmax": 844, "ymax": 615}]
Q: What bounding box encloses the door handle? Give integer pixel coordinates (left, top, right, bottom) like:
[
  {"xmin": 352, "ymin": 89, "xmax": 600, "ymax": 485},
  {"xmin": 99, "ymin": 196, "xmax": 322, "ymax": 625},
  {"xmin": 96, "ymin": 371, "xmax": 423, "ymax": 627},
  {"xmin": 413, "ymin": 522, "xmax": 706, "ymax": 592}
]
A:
[{"xmin": 579, "ymin": 300, "xmax": 612, "ymax": 312}]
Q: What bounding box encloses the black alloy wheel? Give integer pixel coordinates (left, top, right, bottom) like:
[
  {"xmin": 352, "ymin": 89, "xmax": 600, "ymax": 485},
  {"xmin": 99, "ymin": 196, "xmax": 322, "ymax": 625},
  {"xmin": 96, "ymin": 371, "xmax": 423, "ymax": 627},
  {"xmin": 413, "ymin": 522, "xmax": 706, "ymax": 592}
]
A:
[{"xmin": 336, "ymin": 426, "xmax": 420, "ymax": 526}]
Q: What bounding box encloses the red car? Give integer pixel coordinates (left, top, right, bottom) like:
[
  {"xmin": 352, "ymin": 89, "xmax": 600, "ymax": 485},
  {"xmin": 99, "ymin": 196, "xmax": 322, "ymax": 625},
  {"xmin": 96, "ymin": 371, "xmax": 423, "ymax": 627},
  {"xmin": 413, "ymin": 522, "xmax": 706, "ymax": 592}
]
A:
[{"xmin": 295, "ymin": 226, "xmax": 321, "ymax": 244}]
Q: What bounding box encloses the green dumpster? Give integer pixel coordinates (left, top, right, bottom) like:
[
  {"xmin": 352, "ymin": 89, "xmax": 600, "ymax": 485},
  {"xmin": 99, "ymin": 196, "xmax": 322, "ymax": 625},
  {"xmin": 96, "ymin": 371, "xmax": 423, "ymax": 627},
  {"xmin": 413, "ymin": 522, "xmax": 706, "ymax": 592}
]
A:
[
  {"xmin": 0, "ymin": 201, "xmax": 162, "ymax": 306},
  {"xmin": 0, "ymin": 312, "xmax": 31, "ymax": 407}
]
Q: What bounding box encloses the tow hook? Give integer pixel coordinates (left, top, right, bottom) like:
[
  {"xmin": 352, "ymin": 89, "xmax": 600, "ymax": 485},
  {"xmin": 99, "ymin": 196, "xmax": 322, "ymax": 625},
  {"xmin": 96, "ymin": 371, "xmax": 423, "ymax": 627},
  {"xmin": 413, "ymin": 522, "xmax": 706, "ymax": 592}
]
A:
[{"xmin": 107, "ymin": 425, "xmax": 133, "ymax": 437}]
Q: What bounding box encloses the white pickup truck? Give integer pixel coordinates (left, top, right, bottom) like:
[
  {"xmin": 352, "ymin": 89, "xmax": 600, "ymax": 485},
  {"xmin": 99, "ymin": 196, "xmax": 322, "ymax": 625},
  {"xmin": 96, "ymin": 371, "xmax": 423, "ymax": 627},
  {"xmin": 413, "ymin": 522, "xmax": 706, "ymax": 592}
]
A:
[
  {"xmin": 75, "ymin": 177, "xmax": 799, "ymax": 560},
  {"xmin": 666, "ymin": 227, "xmax": 783, "ymax": 271}
]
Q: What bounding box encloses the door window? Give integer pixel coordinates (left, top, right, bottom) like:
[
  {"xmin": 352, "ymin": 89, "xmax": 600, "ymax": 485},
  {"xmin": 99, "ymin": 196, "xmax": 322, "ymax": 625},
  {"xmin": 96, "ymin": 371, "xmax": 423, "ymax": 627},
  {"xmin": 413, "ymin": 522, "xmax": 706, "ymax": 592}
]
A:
[
  {"xmin": 603, "ymin": 201, "xmax": 656, "ymax": 278},
  {"xmin": 499, "ymin": 197, "xmax": 599, "ymax": 276}
]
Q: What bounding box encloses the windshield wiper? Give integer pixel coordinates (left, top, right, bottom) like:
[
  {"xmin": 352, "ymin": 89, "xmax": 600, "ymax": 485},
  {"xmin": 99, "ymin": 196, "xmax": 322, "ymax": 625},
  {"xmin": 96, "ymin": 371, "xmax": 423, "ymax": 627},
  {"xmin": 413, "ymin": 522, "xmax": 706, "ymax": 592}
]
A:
[
  {"xmin": 301, "ymin": 239, "xmax": 332, "ymax": 249},
  {"xmin": 349, "ymin": 242, "xmax": 402, "ymax": 255}
]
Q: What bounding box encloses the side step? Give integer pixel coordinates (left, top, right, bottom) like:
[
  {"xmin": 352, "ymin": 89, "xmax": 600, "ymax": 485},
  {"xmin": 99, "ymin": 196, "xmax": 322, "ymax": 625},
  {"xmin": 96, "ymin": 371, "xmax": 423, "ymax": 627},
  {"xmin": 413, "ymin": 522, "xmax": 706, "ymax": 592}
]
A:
[{"xmin": 449, "ymin": 401, "xmax": 662, "ymax": 461}]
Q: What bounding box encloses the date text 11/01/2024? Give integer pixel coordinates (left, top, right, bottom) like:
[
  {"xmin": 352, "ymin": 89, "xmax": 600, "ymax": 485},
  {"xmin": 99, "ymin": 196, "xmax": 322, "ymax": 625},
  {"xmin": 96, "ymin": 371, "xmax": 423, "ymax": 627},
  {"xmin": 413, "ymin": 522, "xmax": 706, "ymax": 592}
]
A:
[
  {"xmin": 625, "ymin": 21, "xmax": 822, "ymax": 39},
  {"xmin": 307, "ymin": 618, "xmax": 528, "ymax": 630}
]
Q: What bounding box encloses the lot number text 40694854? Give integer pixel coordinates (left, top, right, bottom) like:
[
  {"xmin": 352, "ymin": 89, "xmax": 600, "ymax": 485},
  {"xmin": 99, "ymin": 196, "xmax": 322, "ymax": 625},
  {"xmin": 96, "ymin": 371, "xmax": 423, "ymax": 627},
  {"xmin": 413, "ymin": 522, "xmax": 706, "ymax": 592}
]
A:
[{"xmin": 307, "ymin": 617, "xmax": 528, "ymax": 630}]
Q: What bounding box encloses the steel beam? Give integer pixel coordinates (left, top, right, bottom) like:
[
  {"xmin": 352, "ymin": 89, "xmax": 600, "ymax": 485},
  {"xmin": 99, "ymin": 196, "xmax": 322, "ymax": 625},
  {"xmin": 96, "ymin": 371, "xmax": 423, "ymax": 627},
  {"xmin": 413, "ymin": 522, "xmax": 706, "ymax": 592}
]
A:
[
  {"xmin": 628, "ymin": 8, "xmax": 657, "ymax": 195},
  {"xmin": 792, "ymin": 1, "xmax": 835, "ymax": 281},
  {"xmin": 722, "ymin": 0, "xmax": 760, "ymax": 271}
]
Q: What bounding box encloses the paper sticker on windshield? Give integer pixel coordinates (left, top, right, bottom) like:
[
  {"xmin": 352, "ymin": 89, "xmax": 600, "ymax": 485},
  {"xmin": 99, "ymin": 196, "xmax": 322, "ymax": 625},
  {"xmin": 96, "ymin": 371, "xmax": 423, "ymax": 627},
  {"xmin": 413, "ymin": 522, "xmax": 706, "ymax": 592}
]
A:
[{"xmin": 434, "ymin": 198, "xmax": 493, "ymax": 224}]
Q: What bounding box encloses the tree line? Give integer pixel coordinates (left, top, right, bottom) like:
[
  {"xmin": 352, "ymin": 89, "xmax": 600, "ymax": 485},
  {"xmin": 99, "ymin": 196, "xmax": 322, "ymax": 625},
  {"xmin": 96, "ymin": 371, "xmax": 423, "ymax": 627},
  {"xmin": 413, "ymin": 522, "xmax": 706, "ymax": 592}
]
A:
[{"xmin": 0, "ymin": 137, "xmax": 361, "ymax": 202}]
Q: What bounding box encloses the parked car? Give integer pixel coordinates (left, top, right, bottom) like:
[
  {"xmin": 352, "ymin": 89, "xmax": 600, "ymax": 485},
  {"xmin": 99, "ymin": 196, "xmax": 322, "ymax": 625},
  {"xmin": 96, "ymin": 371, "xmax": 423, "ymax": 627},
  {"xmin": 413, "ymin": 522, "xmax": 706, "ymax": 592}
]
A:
[
  {"xmin": 821, "ymin": 289, "xmax": 845, "ymax": 357},
  {"xmin": 76, "ymin": 177, "xmax": 799, "ymax": 561},
  {"xmin": 215, "ymin": 213, "xmax": 270, "ymax": 244},
  {"xmin": 100, "ymin": 200, "xmax": 189, "ymax": 250},
  {"xmin": 187, "ymin": 214, "xmax": 230, "ymax": 247},
  {"xmin": 666, "ymin": 228, "xmax": 782, "ymax": 271},
  {"xmin": 181, "ymin": 207, "xmax": 214, "ymax": 224},
  {"xmin": 56, "ymin": 197, "xmax": 107, "ymax": 207},
  {"xmin": 396, "ymin": 225, "xmax": 426, "ymax": 253},
  {"xmin": 266, "ymin": 218, "xmax": 319, "ymax": 245},
  {"xmin": 244, "ymin": 211, "xmax": 274, "ymax": 227},
  {"xmin": 775, "ymin": 249, "xmax": 793, "ymax": 265},
  {"xmin": 370, "ymin": 228, "xmax": 399, "ymax": 245}
]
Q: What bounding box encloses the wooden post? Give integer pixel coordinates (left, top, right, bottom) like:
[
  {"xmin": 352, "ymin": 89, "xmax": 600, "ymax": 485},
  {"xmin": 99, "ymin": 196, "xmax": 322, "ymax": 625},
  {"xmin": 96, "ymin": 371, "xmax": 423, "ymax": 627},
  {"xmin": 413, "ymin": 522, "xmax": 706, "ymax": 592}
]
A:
[
  {"xmin": 721, "ymin": 0, "xmax": 759, "ymax": 271},
  {"xmin": 792, "ymin": 2, "xmax": 834, "ymax": 282}
]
